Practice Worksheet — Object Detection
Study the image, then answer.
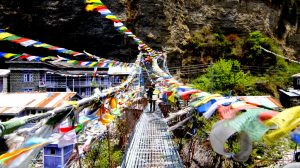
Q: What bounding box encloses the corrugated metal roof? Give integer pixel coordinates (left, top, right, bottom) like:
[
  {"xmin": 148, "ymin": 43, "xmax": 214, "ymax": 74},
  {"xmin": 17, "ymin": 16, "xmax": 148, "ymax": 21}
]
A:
[
  {"xmin": 0, "ymin": 69, "xmax": 10, "ymax": 77},
  {"xmin": 237, "ymin": 96, "xmax": 282, "ymax": 108},
  {"xmin": 0, "ymin": 107, "xmax": 25, "ymax": 116},
  {"xmin": 292, "ymin": 73, "xmax": 300, "ymax": 78},
  {"xmin": 0, "ymin": 92, "xmax": 77, "ymax": 115},
  {"xmin": 279, "ymin": 89, "xmax": 300, "ymax": 97}
]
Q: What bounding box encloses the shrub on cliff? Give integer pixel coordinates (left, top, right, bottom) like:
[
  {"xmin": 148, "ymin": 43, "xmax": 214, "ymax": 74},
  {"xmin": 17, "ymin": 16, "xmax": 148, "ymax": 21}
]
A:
[{"xmin": 242, "ymin": 31, "xmax": 287, "ymax": 70}]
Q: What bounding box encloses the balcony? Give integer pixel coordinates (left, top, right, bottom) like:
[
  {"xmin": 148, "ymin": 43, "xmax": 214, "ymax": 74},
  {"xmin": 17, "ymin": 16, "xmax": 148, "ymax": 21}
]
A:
[
  {"xmin": 69, "ymin": 80, "xmax": 111, "ymax": 88},
  {"xmin": 72, "ymin": 81, "xmax": 91, "ymax": 87},
  {"xmin": 45, "ymin": 81, "xmax": 67, "ymax": 88}
]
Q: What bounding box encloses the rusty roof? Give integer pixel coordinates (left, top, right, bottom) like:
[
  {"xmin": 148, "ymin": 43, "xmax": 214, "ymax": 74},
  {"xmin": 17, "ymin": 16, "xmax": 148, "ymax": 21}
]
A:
[
  {"xmin": 0, "ymin": 69, "xmax": 10, "ymax": 77},
  {"xmin": 292, "ymin": 73, "xmax": 300, "ymax": 78},
  {"xmin": 237, "ymin": 96, "xmax": 282, "ymax": 109},
  {"xmin": 0, "ymin": 92, "xmax": 77, "ymax": 115},
  {"xmin": 0, "ymin": 107, "xmax": 25, "ymax": 116}
]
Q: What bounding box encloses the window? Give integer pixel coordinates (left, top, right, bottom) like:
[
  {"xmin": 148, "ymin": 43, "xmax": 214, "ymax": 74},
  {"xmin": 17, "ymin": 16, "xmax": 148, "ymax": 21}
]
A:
[
  {"xmin": 24, "ymin": 73, "xmax": 33, "ymax": 82},
  {"xmin": 23, "ymin": 88, "xmax": 33, "ymax": 92},
  {"xmin": 50, "ymin": 148, "xmax": 56, "ymax": 155},
  {"xmin": 297, "ymin": 78, "xmax": 300, "ymax": 85},
  {"xmin": 86, "ymin": 87, "xmax": 91, "ymax": 96}
]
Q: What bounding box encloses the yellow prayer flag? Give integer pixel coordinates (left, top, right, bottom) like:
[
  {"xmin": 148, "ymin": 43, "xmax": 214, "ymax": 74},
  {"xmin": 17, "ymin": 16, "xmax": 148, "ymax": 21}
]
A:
[
  {"xmin": 0, "ymin": 32, "xmax": 13, "ymax": 40},
  {"xmin": 153, "ymin": 89, "xmax": 159, "ymax": 94},
  {"xmin": 0, "ymin": 143, "xmax": 45, "ymax": 165},
  {"xmin": 109, "ymin": 97, "xmax": 118, "ymax": 109},
  {"xmin": 33, "ymin": 43, "xmax": 49, "ymax": 48},
  {"xmin": 103, "ymin": 113, "xmax": 115, "ymax": 120},
  {"xmin": 67, "ymin": 60, "xmax": 76, "ymax": 64},
  {"xmin": 105, "ymin": 15, "xmax": 117, "ymax": 20},
  {"xmin": 89, "ymin": 62, "xmax": 98, "ymax": 67},
  {"xmin": 40, "ymin": 56, "xmax": 53, "ymax": 61},
  {"xmin": 193, "ymin": 94, "xmax": 222, "ymax": 107},
  {"xmin": 263, "ymin": 106, "xmax": 300, "ymax": 143},
  {"xmin": 4, "ymin": 53, "xmax": 16, "ymax": 59},
  {"xmin": 85, "ymin": 4, "xmax": 99, "ymax": 11},
  {"xmin": 86, "ymin": 0, "xmax": 102, "ymax": 3},
  {"xmin": 168, "ymin": 90, "xmax": 177, "ymax": 104},
  {"xmin": 99, "ymin": 117, "xmax": 112, "ymax": 125},
  {"xmin": 67, "ymin": 101, "xmax": 79, "ymax": 109},
  {"xmin": 108, "ymin": 62, "xmax": 114, "ymax": 68}
]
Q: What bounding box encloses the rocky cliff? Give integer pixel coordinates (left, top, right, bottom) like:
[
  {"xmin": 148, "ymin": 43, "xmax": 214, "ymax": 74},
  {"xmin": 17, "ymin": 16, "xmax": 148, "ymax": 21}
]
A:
[{"xmin": 0, "ymin": 0, "xmax": 299, "ymax": 64}]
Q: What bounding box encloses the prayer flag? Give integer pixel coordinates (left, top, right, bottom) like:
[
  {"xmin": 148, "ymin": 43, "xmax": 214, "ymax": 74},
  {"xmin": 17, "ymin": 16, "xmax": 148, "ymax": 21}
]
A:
[
  {"xmin": 105, "ymin": 15, "xmax": 118, "ymax": 20},
  {"xmin": 0, "ymin": 32, "xmax": 13, "ymax": 40},
  {"xmin": 85, "ymin": 0, "xmax": 103, "ymax": 4},
  {"xmin": 4, "ymin": 35, "xmax": 21, "ymax": 41},
  {"xmin": 20, "ymin": 39, "xmax": 38, "ymax": 47},
  {"xmin": 58, "ymin": 130, "xmax": 77, "ymax": 148}
]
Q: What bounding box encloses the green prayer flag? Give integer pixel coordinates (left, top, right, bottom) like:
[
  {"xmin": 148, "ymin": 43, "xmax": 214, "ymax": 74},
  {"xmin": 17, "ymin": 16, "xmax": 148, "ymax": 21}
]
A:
[
  {"xmin": 75, "ymin": 124, "xmax": 83, "ymax": 133},
  {"xmin": 4, "ymin": 35, "xmax": 21, "ymax": 41}
]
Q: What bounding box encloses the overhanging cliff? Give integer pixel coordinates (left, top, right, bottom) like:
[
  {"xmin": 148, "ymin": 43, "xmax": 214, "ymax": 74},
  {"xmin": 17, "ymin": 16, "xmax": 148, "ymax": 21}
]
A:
[{"xmin": 0, "ymin": 0, "xmax": 299, "ymax": 64}]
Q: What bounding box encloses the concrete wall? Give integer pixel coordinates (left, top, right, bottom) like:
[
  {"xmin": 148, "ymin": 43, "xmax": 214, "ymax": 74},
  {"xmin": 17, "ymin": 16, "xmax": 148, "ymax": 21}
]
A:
[
  {"xmin": 293, "ymin": 77, "xmax": 300, "ymax": 90},
  {"xmin": 0, "ymin": 78, "xmax": 2, "ymax": 92}
]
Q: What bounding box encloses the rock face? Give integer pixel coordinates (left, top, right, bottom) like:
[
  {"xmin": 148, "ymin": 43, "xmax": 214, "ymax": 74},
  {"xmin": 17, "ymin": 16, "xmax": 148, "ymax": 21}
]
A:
[
  {"xmin": 0, "ymin": 0, "xmax": 137, "ymax": 62},
  {"xmin": 0, "ymin": 0, "xmax": 299, "ymax": 64}
]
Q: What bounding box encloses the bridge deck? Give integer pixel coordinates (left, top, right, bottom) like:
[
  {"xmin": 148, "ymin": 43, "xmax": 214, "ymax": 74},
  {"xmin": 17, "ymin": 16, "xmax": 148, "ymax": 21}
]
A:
[{"xmin": 122, "ymin": 106, "xmax": 183, "ymax": 167}]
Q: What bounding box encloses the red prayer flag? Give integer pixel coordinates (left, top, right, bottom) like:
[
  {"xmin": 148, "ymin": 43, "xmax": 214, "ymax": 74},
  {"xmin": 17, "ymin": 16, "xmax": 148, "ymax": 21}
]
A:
[
  {"xmin": 11, "ymin": 38, "xmax": 30, "ymax": 43},
  {"xmin": 59, "ymin": 126, "xmax": 76, "ymax": 133}
]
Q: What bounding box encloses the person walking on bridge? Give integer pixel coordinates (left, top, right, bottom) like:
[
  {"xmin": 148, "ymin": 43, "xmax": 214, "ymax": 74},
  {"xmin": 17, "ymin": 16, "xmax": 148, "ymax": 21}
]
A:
[{"xmin": 147, "ymin": 84, "xmax": 155, "ymax": 112}]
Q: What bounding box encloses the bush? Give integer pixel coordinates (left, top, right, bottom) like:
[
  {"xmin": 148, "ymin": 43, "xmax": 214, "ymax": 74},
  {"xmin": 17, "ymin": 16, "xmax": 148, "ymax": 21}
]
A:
[
  {"xmin": 242, "ymin": 31, "xmax": 284, "ymax": 69},
  {"xmin": 84, "ymin": 138, "xmax": 124, "ymax": 168},
  {"xmin": 225, "ymin": 34, "xmax": 240, "ymax": 42},
  {"xmin": 190, "ymin": 27, "xmax": 234, "ymax": 60},
  {"xmin": 192, "ymin": 59, "xmax": 251, "ymax": 95}
]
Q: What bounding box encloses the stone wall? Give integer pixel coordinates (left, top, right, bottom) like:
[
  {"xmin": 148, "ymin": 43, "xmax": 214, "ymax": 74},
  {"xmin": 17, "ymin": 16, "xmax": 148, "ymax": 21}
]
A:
[{"xmin": 9, "ymin": 70, "xmax": 41, "ymax": 92}]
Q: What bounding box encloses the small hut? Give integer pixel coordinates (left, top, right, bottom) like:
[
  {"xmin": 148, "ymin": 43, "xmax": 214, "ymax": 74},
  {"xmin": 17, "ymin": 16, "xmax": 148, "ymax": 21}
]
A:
[
  {"xmin": 278, "ymin": 73, "xmax": 300, "ymax": 107},
  {"xmin": 43, "ymin": 142, "xmax": 74, "ymax": 168}
]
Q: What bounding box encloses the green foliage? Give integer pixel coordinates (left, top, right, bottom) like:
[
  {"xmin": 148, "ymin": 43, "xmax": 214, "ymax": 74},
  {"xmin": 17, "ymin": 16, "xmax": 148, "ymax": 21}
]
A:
[
  {"xmin": 192, "ymin": 59, "xmax": 251, "ymax": 94},
  {"xmin": 84, "ymin": 139, "xmax": 124, "ymax": 168},
  {"xmin": 190, "ymin": 29, "xmax": 289, "ymax": 73},
  {"xmin": 192, "ymin": 56, "xmax": 300, "ymax": 97},
  {"xmin": 242, "ymin": 31, "xmax": 283, "ymax": 68},
  {"xmin": 190, "ymin": 27, "xmax": 234, "ymax": 60},
  {"xmin": 250, "ymin": 139, "xmax": 293, "ymax": 167},
  {"xmin": 90, "ymin": 79, "xmax": 99, "ymax": 88},
  {"xmin": 185, "ymin": 24, "xmax": 300, "ymax": 168},
  {"xmin": 190, "ymin": 26, "xmax": 213, "ymax": 48}
]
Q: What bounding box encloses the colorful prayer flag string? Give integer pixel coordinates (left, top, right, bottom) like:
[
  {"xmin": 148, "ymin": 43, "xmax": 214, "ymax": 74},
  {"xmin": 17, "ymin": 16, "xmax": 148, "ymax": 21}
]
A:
[
  {"xmin": 0, "ymin": 31, "xmax": 133, "ymax": 66},
  {"xmin": 85, "ymin": 0, "xmax": 158, "ymax": 56}
]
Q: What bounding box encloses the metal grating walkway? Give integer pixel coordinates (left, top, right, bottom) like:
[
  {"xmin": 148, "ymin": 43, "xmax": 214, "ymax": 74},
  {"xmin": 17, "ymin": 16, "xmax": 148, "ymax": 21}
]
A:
[{"xmin": 122, "ymin": 106, "xmax": 183, "ymax": 168}]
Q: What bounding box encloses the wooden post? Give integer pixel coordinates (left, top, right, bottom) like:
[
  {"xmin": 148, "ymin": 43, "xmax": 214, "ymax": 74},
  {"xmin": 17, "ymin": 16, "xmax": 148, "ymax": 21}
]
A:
[
  {"xmin": 107, "ymin": 125, "xmax": 112, "ymax": 167},
  {"xmin": 75, "ymin": 143, "xmax": 83, "ymax": 168}
]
